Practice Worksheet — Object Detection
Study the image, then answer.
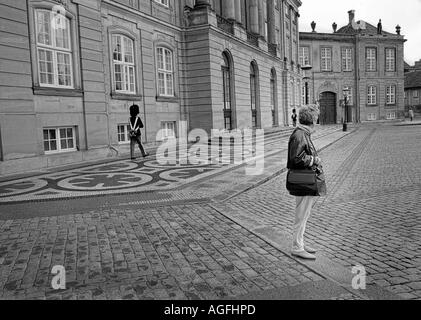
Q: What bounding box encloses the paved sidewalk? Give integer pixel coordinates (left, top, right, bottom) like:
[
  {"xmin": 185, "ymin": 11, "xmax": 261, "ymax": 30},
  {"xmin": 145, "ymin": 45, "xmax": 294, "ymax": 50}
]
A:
[{"xmin": 1, "ymin": 125, "xmax": 413, "ymax": 300}]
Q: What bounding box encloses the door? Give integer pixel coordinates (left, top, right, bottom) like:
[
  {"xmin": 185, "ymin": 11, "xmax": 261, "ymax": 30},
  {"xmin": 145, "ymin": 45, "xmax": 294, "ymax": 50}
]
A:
[{"xmin": 319, "ymin": 92, "xmax": 337, "ymax": 125}]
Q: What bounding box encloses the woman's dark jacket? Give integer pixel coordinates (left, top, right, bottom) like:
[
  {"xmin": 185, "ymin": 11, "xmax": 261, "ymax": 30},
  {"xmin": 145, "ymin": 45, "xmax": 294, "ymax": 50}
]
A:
[{"xmin": 287, "ymin": 126, "xmax": 317, "ymax": 170}]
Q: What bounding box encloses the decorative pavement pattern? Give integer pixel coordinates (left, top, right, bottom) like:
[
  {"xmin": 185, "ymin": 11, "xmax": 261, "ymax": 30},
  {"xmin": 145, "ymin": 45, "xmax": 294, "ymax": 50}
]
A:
[{"xmin": 0, "ymin": 127, "xmax": 340, "ymax": 204}]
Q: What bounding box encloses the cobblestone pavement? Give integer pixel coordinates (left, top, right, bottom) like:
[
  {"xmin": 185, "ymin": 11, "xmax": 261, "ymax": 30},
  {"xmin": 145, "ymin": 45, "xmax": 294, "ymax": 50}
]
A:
[
  {"xmin": 225, "ymin": 125, "xmax": 421, "ymax": 300},
  {"xmin": 2, "ymin": 124, "xmax": 417, "ymax": 300},
  {"xmin": 0, "ymin": 204, "xmax": 324, "ymax": 300}
]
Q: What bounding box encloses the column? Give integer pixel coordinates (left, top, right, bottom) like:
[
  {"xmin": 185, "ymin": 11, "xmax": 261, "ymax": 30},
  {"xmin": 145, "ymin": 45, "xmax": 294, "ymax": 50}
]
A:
[
  {"xmin": 235, "ymin": 0, "xmax": 242, "ymax": 24},
  {"xmin": 258, "ymin": 0, "xmax": 265, "ymax": 37},
  {"xmin": 267, "ymin": 0, "xmax": 276, "ymax": 43},
  {"xmin": 223, "ymin": 0, "xmax": 236, "ymax": 21},
  {"xmin": 249, "ymin": 0, "xmax": 259, "ymax": 34}
]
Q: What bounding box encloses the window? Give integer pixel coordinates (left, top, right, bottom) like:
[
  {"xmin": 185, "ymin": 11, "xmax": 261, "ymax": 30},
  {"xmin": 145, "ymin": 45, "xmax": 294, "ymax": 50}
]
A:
[
  {"xmin": 386, "ymin": 112, "xmax": 396, "ymax": 120},
  {"xmin": 117, "ymin": 124, "xmax": 130, "ymax": 144},
  {"xmin": 413, "ymin": 90, "xmax": 419, "ymax": 98},
  {"xmin": 366, "ymin": 48, "xmax": 377, "ymax": 71},
  {"xmin": 299, "ymin": 46, "xmax": 310, "ymax": 66},
  {"xmin": 43, "ymin": 127, "xmax": 76, "ymax": 153},
  {"xmin": 112, "ymin": 34, "xmax": 136, "ymax": 94},
  {"xmin": 367, "ymin": 113, "xmax": 376, "ymax": 121},
  {"xmin": 367, "ymin": 86, "xmax": 377, "ymax": 105},
  {"xmin": 385, "ymin": 48, "xmax": 396, "ymax": 72},
  {"xmin": 270, "ymin": 69, "xmax": 277, "ymax": 126},
  {"xmin": 342, "ymin": 48, "xmax": 352, "ymax": 71},
  {"xmin": 156, "ymin": 47, "xmax": 174, "ymax": 97},
  {"xmin": 35, "ymin": 9, "xmax": 73, "ymax": 88},
  {"xmin": 161, "ymin": 122, "xmax": 176, "ymax": 139},
  {"xmin": 154, "ymin": 0, "xmax": 169, "ymax": 7},
  {"xmin": 250, "ymin": 63, "xmax": 258, "ymax": 128},
  {"xmin": 321, "ymin": 47, "xmax": 332, "ymax": 71},
  {"xmin": 386, "ymin": 85, "xmax": 396, "ymax": 105}
]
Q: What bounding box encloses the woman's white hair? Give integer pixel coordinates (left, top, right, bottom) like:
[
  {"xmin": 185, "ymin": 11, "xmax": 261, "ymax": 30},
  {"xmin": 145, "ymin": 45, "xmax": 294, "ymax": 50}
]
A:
[{"xmin": 299, "ymin": 104, "xmax": 320, "ymax": 126}]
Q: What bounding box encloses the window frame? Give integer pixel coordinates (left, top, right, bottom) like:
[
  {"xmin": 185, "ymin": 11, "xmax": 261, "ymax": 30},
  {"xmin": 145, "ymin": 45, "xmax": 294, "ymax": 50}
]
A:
[
  {"xmin": 386, "ymin": 111, "xmax": 396, "ymax": 120},
  {"xmin": 117, "ymin": 124, "xmax": 131, "ymax": 144},
  {"xmin": 34, "ymin": 8, "xmax": 74, "ymax": 89},
  {"xmin": 367, "ymin": 85, "xmax": 377, "ymax": 105},
  {"xmin": 341, "ymin": 47, "xmax": 353, "ymax": 72},
  {"xmin": 320, "ymin": 47, "xmax": 332, "ymax": 72},
  {"xmin": 299, "ymin": 46, "xmax": 310, "ymax": 66},
  {"xmin": 385, "ymin": 48, "xmax": 396, "ymax": 72},
  {"xmin": 386, "ymin": 85, "xmax": 396, "ymax": 105},
  {"xmin": 111, "ymin": 34, "xmax": 137, "ymax": 95},
  {"xmin": 161, "ymin": 121, "xmax": 176, "ymax": 139},
  {"xmin": 366, "ymin": 47, "xmax": 377, "ymax": 72},
  {"xmin": 156, "ymin": 46, "xmax": 175, "ymax": 98},
  {"xmin": 43, "ymin": 127, "xmax": 77, "ymax": 154},
  {"xmin": 367, "ymin": 113, "xmax": 377, "ymax": 121}
]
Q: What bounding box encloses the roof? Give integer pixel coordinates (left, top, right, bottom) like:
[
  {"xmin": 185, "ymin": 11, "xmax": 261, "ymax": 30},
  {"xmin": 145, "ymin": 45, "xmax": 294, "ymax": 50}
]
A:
[
  {"xmin": 336, "ymin": 20, "xmax": 393, "ymax": 35},
  {"xmin": 404, "ymin": 61, "xmax": 411, "ymax": 70},
  {"xmin": 405, "ymin": 70, "xmax": 421, "ymax": 89}
]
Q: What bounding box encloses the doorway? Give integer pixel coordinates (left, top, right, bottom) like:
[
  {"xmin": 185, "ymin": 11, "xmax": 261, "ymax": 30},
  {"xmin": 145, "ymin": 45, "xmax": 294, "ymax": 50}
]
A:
[{"xmin": 319, "ymin": 92, "xmax": 337, "ymax": 125}]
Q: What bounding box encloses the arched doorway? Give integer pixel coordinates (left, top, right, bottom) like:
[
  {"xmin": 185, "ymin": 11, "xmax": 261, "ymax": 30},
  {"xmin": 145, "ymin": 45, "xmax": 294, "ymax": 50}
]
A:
[{"xmin": 319, "ymin": 92, "xmax": 337, "ymax": 125}]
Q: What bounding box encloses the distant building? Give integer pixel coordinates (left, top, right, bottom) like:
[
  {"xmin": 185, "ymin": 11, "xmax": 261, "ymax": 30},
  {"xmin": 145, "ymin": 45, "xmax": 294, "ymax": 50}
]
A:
[
  {"xmin": 0, "ymin": 0, "xmax": 302, "ymax": 173},
  {"xmin": 299, "ymin": 10, "xmax": 406, "ymax": 124},
  {"xmin": 404, "ymin": 60, "xmax": 421, "ymax": 117}
]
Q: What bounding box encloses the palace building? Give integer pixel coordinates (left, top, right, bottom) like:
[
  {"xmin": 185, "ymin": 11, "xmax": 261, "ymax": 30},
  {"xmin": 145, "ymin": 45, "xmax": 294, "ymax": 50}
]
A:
[
  {"xmin": 299, "ymin": 10, "xmax": 406, "ymax": 124},
  {"xmin": 0, "ymin": 0, "xmax": 302, "ymax": 174}
]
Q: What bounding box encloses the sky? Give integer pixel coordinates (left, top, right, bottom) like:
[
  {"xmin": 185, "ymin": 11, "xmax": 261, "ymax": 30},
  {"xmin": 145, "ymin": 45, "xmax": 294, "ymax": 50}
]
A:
[{"xmin": 299, "ymin": 0, "xmax": 421, "ymax": 65}]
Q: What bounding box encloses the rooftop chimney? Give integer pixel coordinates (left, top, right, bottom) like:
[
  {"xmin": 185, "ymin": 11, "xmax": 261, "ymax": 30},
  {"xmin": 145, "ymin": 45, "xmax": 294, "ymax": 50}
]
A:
[{"xmin": 348, "ymin": 10, "xmax": 355, "ymax": 25}]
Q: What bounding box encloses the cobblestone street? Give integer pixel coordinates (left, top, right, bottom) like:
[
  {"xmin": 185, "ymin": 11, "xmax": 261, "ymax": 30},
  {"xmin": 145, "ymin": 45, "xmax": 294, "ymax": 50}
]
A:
[
  {"xmin": 225, "ymin": 124, "xmax": 421, "ymax": 300},
  {"xmin": 0, "ymin": 124, "xmax": 420, "ymax": 300}
]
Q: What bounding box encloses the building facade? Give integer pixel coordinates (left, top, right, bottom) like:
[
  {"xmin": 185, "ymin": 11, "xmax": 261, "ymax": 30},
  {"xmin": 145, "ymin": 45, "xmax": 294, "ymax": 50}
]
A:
[
  {"xmin": 404, "ymin": 59, "xmax": 421, "ymax": 117},
  {"xmin": 299, "ymin": 10, "xmax": 406, "ymax": 124},
  {"xmin": 0, "ymin": 0, "xmax": 302, "ymax": 173}
]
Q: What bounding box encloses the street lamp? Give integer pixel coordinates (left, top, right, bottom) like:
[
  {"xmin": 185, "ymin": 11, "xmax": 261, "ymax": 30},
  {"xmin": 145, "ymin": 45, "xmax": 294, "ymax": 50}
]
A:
[
  {"xmin": 343, "ymin": 86, "xmax": 350, "ymax": 132},
  {"xmin": 301, "ymin": 64, "xmax": 312, "ymax": 105}
]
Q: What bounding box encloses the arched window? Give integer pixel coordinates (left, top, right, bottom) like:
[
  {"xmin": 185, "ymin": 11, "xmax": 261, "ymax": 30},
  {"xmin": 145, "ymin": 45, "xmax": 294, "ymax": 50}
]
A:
[
  {"xmin": 112, "ymin": 34, "xmax": 136, "ymax": 93},
  {"xmin": 222, "ymin": 51, "xmax": 233, "ymax": 130},
  {"xmin": 250, "ymin": 62, "xmax": 259, "ymax": 128},
  {"xmin": 270, "ymin": 68, "xmax": 278, "ymax": 127},
  {"xmin": 156, "ymin": 47, "xmax": 174, "ymax": 97},
  {"xmin": 35, "ymin": 9, "xmax": 73, "ymax": 88}
]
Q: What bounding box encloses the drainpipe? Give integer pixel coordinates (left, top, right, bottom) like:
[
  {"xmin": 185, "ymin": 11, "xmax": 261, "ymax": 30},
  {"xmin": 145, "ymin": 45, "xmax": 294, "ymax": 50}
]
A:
[{"xmin": 355, "ymin": 35, "xmax": 360, "ymax": 123}]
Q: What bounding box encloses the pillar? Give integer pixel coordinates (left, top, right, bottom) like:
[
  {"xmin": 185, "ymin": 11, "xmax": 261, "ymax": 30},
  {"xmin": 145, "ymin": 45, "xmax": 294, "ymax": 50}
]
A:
[
  {"xmin": 258, "ymin": 0, "xmax": 265, "ymax": 37},
  {"xmin": 223, "ymin": 0, "xmax": 236, "ymax": 21},
  {"xmin": 267, "ymin": 0, "xmax": 276, "ymax": 43},
  {"xmin": 235, "ymin": 0, "xmax": 242, "ymax": 24},
  {"xmin": 249, "ymin": 0, "xmax": 259, "ymax": 34}
]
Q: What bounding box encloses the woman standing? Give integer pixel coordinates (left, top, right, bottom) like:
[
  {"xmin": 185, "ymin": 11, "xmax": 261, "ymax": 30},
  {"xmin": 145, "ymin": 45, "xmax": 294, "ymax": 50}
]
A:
[
  {"xmin": 286, "ymin": 105, "xmax": 325, "ymax": 260},
  {"xmin": 129, "ymin": 104, "xmax": 149, "ymax": 160}
]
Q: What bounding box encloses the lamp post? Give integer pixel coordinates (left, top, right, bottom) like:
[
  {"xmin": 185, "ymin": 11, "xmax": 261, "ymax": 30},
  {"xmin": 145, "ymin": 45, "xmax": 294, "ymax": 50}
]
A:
[
  {"xmin": 343, "ymin": 86, "xmax": 350, "ymax": 132},
  {"xmin": 301, "ymin": 64, "xmax": 313, "ymax": 105}
]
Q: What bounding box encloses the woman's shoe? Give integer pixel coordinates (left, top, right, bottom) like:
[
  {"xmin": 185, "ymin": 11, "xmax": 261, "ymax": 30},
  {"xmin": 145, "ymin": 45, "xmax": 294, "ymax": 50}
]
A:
[
  {"xmin": 291, "ymin": 250, "xmax": 316, "ymax": 260},
  {"xmin": 143, "ymin": 153, "xmax": 150, "ymax": 158},
  {"xmin": 305, "ymin": 246, "xmax": 317, "ymax": 254}
]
